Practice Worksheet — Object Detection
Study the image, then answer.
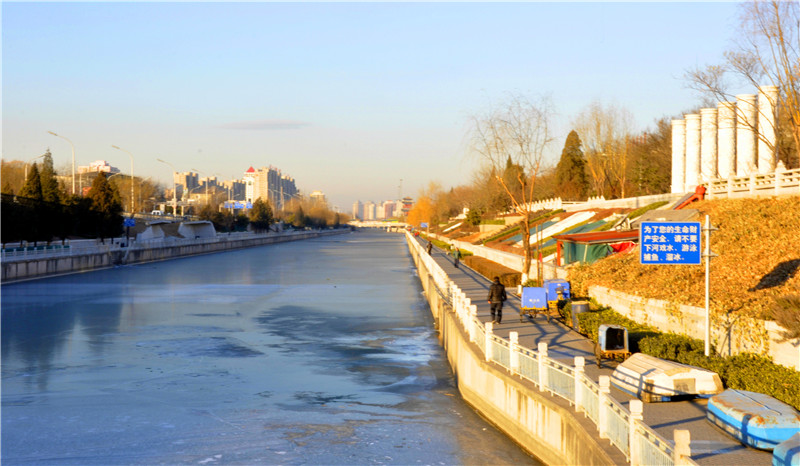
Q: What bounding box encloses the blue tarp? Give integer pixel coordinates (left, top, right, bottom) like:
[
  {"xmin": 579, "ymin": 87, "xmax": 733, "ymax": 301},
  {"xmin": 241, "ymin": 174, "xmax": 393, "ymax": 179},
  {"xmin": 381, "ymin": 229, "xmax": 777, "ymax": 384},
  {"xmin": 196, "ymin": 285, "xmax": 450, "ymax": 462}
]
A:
[
  {"xmin": 538, "ymin": 220, "xmax": 607, "ymax": 249},
  {"xmin": 504, "ymin": 220, "xmax": 558, "ymax": 243}
]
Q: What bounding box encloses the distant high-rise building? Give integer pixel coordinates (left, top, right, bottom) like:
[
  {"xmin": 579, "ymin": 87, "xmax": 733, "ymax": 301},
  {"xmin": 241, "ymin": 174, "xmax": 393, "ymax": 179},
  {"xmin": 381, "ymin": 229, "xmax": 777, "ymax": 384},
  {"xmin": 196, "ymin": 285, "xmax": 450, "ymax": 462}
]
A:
[
  {"xmin": 309, "ymin": 190, "xmax": 326, "ymax": 207},
  {"xmin": 363, "ymin": 201, "xmax": 376, "ymax": 220},
  {"xmin": 352, "ymin": 201, "xmax": 363, "ymax": 220},
  {"xmin": 244, "ymin": 166, "xmax": 298, "ymax": 209},
  {"xmin": 174, "ymin": 171, "xmax": 199, "ymax": 200},
  {"xmin": 222, "ymin": 179, "xmax": 246, "ymax": 201}
]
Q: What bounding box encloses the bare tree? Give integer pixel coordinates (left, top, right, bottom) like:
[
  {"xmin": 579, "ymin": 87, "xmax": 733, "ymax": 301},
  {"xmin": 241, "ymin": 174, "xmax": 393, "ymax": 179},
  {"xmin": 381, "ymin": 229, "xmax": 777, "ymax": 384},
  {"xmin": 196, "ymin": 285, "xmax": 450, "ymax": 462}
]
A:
[
  {"xmin": 469, "ymin": 93, "xmax": 554, "ymax": 280},
  {"xmin": 685, "ymin": 0, "xmax": 799, "ymax": 166},
  {"xmin": 572, "ymin": 101, "xmax": 635, "ymax": 198}
]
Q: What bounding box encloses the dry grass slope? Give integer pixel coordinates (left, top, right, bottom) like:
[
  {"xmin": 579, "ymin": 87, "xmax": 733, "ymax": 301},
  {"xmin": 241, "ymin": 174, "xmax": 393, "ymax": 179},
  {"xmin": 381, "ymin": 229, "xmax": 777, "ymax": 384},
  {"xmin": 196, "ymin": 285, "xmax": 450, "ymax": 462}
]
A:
[{"xmin": 570, "ymin": 196, "xmax": 800, "ymax": 320}]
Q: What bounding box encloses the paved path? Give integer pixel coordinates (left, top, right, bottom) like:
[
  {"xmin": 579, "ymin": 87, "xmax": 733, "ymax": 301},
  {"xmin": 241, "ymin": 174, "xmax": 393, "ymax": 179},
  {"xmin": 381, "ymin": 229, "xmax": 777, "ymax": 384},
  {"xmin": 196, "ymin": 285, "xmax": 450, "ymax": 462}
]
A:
[{"xmin": 417, "ymin": 238, "xmax": 770, "ymax": 465}]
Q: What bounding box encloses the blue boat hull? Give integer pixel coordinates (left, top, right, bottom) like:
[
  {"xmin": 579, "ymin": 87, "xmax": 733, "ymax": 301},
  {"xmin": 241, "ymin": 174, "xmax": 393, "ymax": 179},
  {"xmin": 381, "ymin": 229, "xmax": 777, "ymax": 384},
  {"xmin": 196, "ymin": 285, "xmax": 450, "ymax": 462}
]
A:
[{"xmin": 707, "ymin": 390, "xmax": 800, "ymax": 451}]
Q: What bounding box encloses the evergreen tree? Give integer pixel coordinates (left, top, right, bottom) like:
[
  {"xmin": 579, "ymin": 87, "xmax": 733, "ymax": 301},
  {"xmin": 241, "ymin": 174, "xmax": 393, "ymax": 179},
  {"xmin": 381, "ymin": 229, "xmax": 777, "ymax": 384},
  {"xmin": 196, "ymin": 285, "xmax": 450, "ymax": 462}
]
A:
[
  {"xmin": 19, "ymin": 163, "xmax": 44, "ymax": 200},
  {"xmin": 87, "ymin": 172, "xmax": 123, "ymax": 241},
  {"xmin": 291, "ymin": 206, "xmax": 306, "ymax": 228},
  {"xmin": 249, "ymin": 198, "xmax": 274, "ymax": 232},
  {"xmin": 40, "ymin": 150, "xmax": 61, "ymax": 203},
  {"xmin": 2, "ymin": 181, "xmax": 14, "ymax": 195},
  {"xmin": 554, "ymin": 130, "xmax": 590, "ymax": 201}
]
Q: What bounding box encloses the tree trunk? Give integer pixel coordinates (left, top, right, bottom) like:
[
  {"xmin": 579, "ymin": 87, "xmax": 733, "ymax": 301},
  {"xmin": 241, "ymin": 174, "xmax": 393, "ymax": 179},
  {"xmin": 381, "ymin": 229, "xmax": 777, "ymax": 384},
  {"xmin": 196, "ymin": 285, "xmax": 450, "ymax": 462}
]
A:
[{"xmin": 521, "ymin": 218, "xmax": 532, "ymax": 279}]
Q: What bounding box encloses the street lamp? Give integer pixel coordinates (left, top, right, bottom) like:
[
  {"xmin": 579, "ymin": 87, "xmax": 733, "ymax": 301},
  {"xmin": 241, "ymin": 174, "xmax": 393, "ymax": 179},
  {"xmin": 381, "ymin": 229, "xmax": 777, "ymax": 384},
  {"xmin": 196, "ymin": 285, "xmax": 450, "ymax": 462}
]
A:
[
  {"xmin": 25, "ymin": 153, "xmax": 47, "ymax": 180},
  {"xmin": 111, "ymin": 145, "xmax": 135, "ymax": 213},
  {"xmin": 156, "ymin": 158, "xmax": 178, "ymax": 216},
  {"xmin": 48, "ymin": 131, "xmax": 76, "ymax": 195}
]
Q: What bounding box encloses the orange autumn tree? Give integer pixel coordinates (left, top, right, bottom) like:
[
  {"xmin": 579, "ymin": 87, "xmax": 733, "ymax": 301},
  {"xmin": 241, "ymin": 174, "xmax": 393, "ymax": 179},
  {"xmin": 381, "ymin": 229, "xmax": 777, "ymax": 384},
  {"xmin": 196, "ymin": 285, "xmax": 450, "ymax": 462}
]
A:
[{"xmin": 407, "ymin": 195, "xmax": 434, "ymax": 229}]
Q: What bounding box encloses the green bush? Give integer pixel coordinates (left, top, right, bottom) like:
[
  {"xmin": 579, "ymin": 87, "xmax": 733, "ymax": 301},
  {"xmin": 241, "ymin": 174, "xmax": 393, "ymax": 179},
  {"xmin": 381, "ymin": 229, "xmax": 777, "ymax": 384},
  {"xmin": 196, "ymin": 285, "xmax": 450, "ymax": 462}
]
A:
[
  {"xmin": 575, "ymin": 308, "xmax": 659, "ymax": 352},
  {"xmin": 628, "ymin": 200, "xmax": 669, "ymax": 219},
  {"xmin": 576, "ymin": 309, "xmax": 800, "ymax": 410}
]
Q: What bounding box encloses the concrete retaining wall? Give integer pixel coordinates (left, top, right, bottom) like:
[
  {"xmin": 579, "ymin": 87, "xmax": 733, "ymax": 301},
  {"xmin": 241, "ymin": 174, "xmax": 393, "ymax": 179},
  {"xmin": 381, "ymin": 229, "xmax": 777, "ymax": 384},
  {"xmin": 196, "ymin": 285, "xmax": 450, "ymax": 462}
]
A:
[
  {"xmin": 3, "ymin": 230, "xmax": 347, "ymax": 283},
  {"xmin": 589, "ymin": 285, "xmax": 800, "ymax": 371},
  {"xmin": 409, "ymin": 238, "xmax": 620, "ymax": 465}
]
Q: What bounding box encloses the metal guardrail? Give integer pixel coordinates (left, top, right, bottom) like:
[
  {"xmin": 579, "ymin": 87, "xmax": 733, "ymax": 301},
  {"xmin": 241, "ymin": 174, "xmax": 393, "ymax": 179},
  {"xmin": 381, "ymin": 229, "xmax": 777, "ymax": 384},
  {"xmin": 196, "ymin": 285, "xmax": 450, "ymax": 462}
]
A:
[
  {"xmin": 406, "ymin": 231, "xmax": 697, "ymax": 466},
  {"xmin": 1, "ymin": 230, "xmax": 322, "ymax": 262}
]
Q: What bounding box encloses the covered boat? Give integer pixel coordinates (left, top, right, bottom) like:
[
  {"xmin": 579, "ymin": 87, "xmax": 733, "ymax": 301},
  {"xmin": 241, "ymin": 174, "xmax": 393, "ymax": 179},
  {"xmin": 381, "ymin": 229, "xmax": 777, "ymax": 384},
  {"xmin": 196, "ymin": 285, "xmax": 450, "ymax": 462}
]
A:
[{"xmin": 708, "ymin": 389, "xmax": 800, "ymax": 451}]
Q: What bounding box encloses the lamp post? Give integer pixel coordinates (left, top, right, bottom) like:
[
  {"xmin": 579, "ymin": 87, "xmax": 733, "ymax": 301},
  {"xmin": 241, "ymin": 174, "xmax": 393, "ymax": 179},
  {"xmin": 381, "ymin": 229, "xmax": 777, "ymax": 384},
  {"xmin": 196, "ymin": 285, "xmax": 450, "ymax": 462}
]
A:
[
  {"xmin": 156, "ymin": 158, "xmax": 178, "ymax": 216},
  {"xmin": 25, "ymin": 153, "xmax": 47, "ymax": 180},
  {"xmin": 111, "ymin": 145, "xmax": 135, "ymax": 213},
  {"xmin": 48, "ymin": 131, "xmax": 76, "ymax": 195}
]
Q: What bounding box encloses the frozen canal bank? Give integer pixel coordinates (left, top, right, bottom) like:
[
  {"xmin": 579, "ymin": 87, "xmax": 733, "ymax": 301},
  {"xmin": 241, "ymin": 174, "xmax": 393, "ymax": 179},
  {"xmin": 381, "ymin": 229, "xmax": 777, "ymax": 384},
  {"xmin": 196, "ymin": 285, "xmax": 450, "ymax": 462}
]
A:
[{"xmin": 1, "ymin": 230, "xmax": 536, "ymax": 464}]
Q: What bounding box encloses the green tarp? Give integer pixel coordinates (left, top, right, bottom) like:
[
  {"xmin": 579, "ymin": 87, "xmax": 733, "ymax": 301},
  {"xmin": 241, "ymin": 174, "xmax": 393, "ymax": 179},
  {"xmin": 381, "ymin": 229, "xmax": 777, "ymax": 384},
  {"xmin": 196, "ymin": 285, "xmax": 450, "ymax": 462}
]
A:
[{"xmin": 562, "ymin": 242, "xmax": 613, "ymax": 265}]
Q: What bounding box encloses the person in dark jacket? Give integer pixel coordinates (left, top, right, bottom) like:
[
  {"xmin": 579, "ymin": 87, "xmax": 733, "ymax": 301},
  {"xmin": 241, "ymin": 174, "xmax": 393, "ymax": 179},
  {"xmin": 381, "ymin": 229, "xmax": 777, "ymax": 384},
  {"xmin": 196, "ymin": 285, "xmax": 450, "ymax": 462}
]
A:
[
  {"xmin": 487, "ymin": 276, "xmax": 507, "ymax": 324},
  {"xmin": 426, "ymin": 241, "xmax": 433, "ymax": 255}
]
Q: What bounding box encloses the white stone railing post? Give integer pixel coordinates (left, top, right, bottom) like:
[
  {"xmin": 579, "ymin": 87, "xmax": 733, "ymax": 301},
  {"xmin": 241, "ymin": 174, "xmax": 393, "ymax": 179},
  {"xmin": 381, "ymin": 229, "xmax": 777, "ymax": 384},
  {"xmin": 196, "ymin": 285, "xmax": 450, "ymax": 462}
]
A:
[
  {"xmin": 538, "ymin": 342, "xmax": 549, "ymax": 390},
  {"xmin": 509, "ymin": 332, "xmax": 519, "ymax": 375},
  {"xmin": 750, "ymin": 173, "xmax": 757, "ymax": 195},
  {"xmin": 673, "ymin": 430, "xmax": 692, "ymax": 466},
  {"xmin": 469, "ymin": 304, "xmax": 478, "ymax": 343},
  {"xmin": 574, "ymin": 356, "xmax": 585, "ymax": 412},
  {"xmin": 629, "ymin": 399, "xmax": 643, "ymax": 466},
  {"xmin": 598, "ymin": 375, "xmax": 610, "ymax": 439},
  {"xmin": 485, "ymin": 322, "xmax": 494, "ymax": 362},
  {"xmin": 462, "ymin": 296, "xmax": 470, "ymax": 326}
]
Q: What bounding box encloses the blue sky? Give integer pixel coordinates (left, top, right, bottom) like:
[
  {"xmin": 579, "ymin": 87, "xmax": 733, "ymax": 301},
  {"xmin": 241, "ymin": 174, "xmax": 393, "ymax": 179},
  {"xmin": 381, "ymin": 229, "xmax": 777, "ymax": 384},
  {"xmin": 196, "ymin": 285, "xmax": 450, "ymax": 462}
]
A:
[{"xmin": 3, "ymin": 2, "xmax": 743, "ymax": 210}]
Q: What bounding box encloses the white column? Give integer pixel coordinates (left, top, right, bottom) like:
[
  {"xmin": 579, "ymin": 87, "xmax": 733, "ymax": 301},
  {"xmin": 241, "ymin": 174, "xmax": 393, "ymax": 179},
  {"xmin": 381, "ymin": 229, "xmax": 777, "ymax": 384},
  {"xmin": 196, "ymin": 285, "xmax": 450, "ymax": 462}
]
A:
[
  {"xmin": 717, "ymin": 101, "xmax": 736, "ymax": 178},
  {"xmin": 598, "ymin": 375, "xmax": 610, "ymax": 439},
  {"xmin": 485, "ymin": 322, "xmax": 494, "ymax": 362},
  {"xmin": 538, "ymin": 342, "xmax": 549, "ymax": 390},
  {"xmin": 574, "ymin": 356, "xmax": 585, "ymax": 413},
  {"xmin": 509, "ymin": 332, "xmax": 519, "ymax": 375},
  {"xmin": 758, "ymin": 85, "xmax": 779, "ymax": 174},
  {"xmin": 700, "ymin": 108, "xmax": 718, "ymax": 182},
  {"xmin": 736, "ymin": 94, "xmax": 758, "ymax": 176},
  {"xmin": 629, "ymin": 399, "xmax": 643, "ymax": 466},
  {"xmin": 671, "ymin": 119, "xmax": 686, "ymax": 193},
  {"xmin": 684, "ymin": 114, "xmax": 701, "ymax": 191}
]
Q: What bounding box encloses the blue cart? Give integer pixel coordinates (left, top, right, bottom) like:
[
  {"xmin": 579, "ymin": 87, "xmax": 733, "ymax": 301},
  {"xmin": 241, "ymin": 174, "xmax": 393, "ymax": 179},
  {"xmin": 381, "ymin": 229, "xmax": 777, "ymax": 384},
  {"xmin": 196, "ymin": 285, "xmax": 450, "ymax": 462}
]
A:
[{"xmin": 520, "ymin": 287, "xmax": 550, "ymax": 322}]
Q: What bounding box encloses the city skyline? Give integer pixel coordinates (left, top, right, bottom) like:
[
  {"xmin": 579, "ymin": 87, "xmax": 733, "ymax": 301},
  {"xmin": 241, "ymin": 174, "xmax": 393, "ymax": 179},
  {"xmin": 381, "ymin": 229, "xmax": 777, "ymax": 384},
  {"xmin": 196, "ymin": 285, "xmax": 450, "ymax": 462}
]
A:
[{"xmin": 3, "ymin": 2, "xmax": 745, "ymax": 209}]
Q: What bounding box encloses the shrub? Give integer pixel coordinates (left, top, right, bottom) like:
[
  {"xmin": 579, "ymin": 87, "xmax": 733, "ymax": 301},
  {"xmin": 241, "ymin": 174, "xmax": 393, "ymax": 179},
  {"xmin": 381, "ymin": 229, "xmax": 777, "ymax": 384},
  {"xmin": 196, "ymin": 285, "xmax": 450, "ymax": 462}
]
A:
[
  {"xmin": 463, "ymin": 256, "xmax": 520, "ymax": 288},
  {"xmin": 581, "ymin": 311, "xmax": 800, "ymax": 410},
  {"xmin": 575, "ymin": 307, "xmax": 658, "ymax": 351}
]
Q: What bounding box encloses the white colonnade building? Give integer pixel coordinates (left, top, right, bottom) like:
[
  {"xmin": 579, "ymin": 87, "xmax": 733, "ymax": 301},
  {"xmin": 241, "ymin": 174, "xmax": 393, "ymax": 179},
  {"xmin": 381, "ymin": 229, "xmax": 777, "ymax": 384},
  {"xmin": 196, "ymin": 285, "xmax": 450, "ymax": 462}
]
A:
[{"xmin": 671, "ymin": 85, "xmax": 780, "ymax": 193}]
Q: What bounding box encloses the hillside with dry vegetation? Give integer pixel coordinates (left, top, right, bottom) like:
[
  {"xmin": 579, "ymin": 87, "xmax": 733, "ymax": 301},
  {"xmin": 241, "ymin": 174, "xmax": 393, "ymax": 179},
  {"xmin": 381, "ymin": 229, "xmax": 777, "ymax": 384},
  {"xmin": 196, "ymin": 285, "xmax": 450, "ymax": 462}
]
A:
[{"xmin": 570, "ymin": 196, "xmax": 800, "ymax": 322}]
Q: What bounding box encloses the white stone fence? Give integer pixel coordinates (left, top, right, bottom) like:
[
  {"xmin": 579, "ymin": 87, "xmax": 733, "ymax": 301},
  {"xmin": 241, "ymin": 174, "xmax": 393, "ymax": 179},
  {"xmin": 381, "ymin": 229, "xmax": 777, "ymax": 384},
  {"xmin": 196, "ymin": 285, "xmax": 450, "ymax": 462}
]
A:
[
  {"xmin": 407, "ymin": 231, "xmax": 696, "ymax": 466},
  {"xmin": 706, "ymin": 167, "xmax": 800, "ymax": 199}
]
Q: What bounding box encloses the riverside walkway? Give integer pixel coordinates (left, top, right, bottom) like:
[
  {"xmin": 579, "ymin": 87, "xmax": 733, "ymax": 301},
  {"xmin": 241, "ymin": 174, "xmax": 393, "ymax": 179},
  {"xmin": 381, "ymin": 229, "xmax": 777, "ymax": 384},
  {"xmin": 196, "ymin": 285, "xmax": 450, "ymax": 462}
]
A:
[{"xmin": 414, "ymin": 236, "xmax": 769, "ymax": 465}]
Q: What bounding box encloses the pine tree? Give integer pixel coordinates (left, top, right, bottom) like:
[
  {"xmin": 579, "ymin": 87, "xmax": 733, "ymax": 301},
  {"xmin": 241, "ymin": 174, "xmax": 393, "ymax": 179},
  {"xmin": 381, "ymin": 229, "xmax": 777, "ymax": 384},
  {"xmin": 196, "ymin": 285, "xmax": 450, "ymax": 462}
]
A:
[
  {"xmin": 87, "ymin": 172, "xmax": 123, "ymax": 240},
  {"xmin": 249, "ymin": 198, "xmax": 274, "ymax": 232},
  {"xmin": 40, "ymin": 150, "xmax": 61, "ymax": 203},
  {"xmin": 555, "ymin": 130, "xmax": 590, "ymax": 201},
  {"xmin": 20, "ymin": 163, "xmax": 44, "ymax": 200}
]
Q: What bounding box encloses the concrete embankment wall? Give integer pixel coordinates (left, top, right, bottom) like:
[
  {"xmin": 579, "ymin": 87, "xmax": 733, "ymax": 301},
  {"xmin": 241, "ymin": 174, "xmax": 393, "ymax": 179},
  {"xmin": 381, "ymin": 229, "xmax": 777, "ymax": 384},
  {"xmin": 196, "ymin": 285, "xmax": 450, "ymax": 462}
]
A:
[
  {"xmin": 408, "ymin": 237, "xmax": 617, "ymax": 465},
  {"xmin": 2, "ymin": 230, "xmax": 347, "ymax": 283}
]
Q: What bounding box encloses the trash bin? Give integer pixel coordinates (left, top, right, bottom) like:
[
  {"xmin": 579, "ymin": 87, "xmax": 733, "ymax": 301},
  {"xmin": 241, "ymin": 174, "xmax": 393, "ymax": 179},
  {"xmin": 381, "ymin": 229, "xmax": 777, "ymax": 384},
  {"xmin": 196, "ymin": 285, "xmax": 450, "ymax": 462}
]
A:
[
  {"xmin": 599, "ymin": 324, "xmax": 629, "ymax": 352},
  {"xmin": 570, "ymin": 300, "xmax": 589, "ymax": 329}
]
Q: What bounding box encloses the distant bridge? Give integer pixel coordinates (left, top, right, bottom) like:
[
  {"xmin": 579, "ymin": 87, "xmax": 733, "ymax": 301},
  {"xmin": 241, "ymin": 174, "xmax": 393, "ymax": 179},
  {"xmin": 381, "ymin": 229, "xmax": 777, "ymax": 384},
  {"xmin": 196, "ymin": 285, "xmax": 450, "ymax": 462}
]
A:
[{"xmin": 349, "ymin": 220, "xmax": 409, "ymax": 232}]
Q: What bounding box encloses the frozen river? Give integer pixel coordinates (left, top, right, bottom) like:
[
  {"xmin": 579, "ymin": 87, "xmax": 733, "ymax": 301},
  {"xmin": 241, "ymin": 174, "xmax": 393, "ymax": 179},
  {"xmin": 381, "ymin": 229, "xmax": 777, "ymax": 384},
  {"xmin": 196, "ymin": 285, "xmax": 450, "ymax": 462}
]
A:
[{"xmin": 2, "ymin": 230, "xmax": 536, "ymax": 464}]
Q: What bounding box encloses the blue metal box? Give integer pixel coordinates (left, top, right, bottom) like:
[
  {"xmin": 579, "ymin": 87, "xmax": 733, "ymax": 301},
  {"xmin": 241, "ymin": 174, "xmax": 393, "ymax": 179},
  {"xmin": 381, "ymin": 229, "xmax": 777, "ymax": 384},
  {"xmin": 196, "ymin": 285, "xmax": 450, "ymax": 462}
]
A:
[
  {"xmin": 708, "ymin": 389, "xmax": 800, "ymax": 451},
  {"xmin": 544, "ymin": 279, "xmax": 570, "ymax": 302},
  {"xmin": 521, "ymin": 287, "xmax": 548, "ymax": 310}
]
